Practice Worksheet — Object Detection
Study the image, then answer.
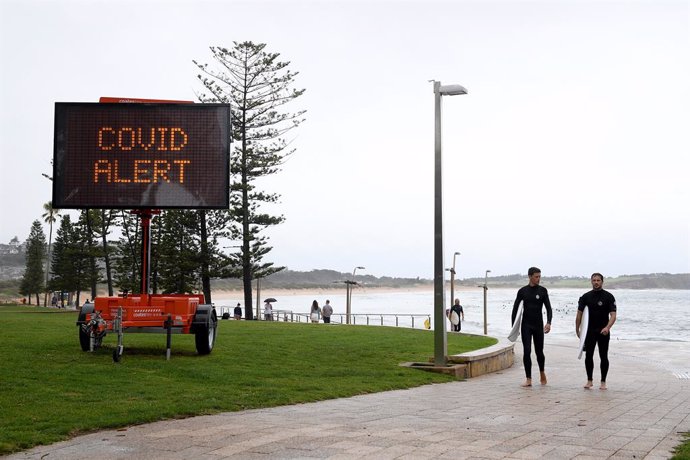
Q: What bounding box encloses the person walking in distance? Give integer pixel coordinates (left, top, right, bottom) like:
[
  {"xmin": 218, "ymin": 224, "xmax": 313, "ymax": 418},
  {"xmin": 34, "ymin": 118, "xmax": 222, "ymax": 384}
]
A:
[
  {"xmin": 322, "ymin": 300, "xmax": 333, "ymax": 324},
  {"xmin": 576, "ymin": 273, "xmax": 617, "ymax": 390},
  {"xmin": 511, "ymin": 267, "xmax": 553, "ymax": 387},
  {"xmin": 450, "ymin": 298, "xmax": 464, "ymax": 332},
  {"xmin": 233, "ymin": 303, "xmax": 242, "ymax": 320},
  {"xmin": 310, "ymin": 300, "xmax": 321, "ymax": 323}
]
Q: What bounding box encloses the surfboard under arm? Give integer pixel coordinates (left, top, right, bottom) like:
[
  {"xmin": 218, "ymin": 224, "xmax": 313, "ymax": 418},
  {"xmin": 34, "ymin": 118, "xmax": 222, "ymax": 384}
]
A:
[
  {"xmin": 508, "ymin": 304, "xmax": 523, "ymax": 342},
  {"xmin": 577, "ymin": 306, "xmax": 589, "ymax": 359}
]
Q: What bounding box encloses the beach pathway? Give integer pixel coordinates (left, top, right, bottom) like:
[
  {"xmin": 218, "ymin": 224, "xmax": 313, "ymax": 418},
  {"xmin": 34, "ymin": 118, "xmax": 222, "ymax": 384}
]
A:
[{"xmin": 6, "ymin": 338, "xmax": 689, "ymax": 459}]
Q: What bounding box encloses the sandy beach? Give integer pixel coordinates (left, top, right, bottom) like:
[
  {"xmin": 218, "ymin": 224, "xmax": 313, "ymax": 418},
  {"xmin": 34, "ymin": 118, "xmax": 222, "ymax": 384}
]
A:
[{"xmin": 210, "ymin": 284, "xmax": 478, "ymax": 299}]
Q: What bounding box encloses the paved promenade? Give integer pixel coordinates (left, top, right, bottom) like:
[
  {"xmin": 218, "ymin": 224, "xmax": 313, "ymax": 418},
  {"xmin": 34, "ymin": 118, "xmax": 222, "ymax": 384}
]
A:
[{"xmin": 7, "ymin": 338, "xmax": 690, "ymax": 459}]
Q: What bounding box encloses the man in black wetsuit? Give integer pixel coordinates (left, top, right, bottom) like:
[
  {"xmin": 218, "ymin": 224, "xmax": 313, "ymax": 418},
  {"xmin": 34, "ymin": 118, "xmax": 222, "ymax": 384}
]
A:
[
  {"xmin": 450, "ymin": 298, "xmax": 465, "ymax": 332},
  {"xmin": 511, "ymin": 267, "xmax": 552, "ymax": 387},
  {"xmin": 576, "ymin": 273, "xmax": 617, "ymax": 390}
]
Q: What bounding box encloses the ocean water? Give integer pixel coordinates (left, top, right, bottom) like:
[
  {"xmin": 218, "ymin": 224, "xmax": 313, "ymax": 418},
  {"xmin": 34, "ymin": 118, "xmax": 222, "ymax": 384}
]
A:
[{"xmin": 215, "ymin": 288, "xmax": 689, "ymax": 343}]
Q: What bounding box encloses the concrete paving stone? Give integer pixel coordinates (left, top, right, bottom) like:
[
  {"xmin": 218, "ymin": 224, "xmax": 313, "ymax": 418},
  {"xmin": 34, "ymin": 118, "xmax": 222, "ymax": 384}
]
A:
[
  {"xmin": 622, "ymin": 435, "xmax": 667, "ymax": 451},
  {"xmin": 339, "ymin": 443, "xmax": 384, "ymax": 457},
  {"xmin": 466, "ymin": 447, "xmax": 512, "ymax": 459},
  {"xmin": 273, "ymin": 435, "xmax": 331, "ymax": 451},
  {"xmin": 357, "ymin": 443, "xmax": 415, "ymax": 460},
  {"xmin": 143, "ymin": 434, "xmax": 215, "ymax": 451},
  {"xmin": 592, "ymin": 435, "xmax": 636, "ymax": 450},
  {"xmin": 464, "ymin": 438, "xmax": 504, "ymax": 451},
  {"xmin": 508, "ymin": 442, "xmax": 557, "ymax": 459},
  {"xmin": 166, "ymin": 445, "xmax": 222, "ymax": 459},
  {"xmin": 545, "ymin": 443, "xmax": 589, "ymax": 459},
  {"xmin": 570, "ymin": 448, "xmax": 619, "ymax": 459},
  {"xmin": 611, "ymin": 427, "xmax": 646, "ymax": 438},
  {"xmin": 409, "ymin": 447, "xmax": 468, "ymax": 459},
  {"xmin": 483, "ymin": 443, "xmax": 521, "ymax": 455},
  {"xmin": 207, "ymin": 444, "xmax": 250, "ymax": 457},
  {"xmin": 608, "ymin": 449, "xmax": 648, "ymax": 459}
]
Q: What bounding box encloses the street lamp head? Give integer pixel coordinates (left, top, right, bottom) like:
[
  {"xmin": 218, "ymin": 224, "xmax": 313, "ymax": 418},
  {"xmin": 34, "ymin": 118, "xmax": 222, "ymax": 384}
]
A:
[
  {"xmin": 486, "ymin": 269, "xmax": 492, "ymax": 274},
  {"xmin": 356, "ymin": 266, "xmax": 365, "ymax": 270},
  {"xmin": 439, "ymin": 84, "xmax": 468, "ymax": 96},
  {"xmin": 454, "ymin": 251, "xmax": 461, "ymax": 256}
]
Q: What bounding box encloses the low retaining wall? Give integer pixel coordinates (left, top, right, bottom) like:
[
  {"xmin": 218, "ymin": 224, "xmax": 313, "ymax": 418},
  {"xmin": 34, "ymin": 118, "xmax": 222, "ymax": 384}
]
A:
[
  {"xmin": 400, "ymin": 338, "xmax": 515, "ymax": 380},
  {"xmin": 447, "ymin": 338, "xmax": 514, "ymax": 378}
]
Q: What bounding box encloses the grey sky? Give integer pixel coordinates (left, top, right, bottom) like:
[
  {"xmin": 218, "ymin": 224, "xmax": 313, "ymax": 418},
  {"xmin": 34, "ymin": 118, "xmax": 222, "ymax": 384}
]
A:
[{"xmin": 1, "ymin": 0, "xmax": 688, "ymax": 279}]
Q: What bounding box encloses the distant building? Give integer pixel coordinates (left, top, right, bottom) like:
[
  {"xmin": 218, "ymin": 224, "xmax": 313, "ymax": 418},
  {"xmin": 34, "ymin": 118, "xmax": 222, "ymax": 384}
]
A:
[{"xmin": 0, "ymin": 237, "xmax": 26, "ymax": 255}]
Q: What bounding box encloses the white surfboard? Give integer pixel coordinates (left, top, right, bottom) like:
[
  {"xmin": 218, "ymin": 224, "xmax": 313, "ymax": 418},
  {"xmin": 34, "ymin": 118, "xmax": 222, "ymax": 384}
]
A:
[
  {"xmin": 508, "ymin": 305, "xmax": 523, "ymax": 342},
  {"xmin": 450, "ymin": 311, "xmax": 460, "ymax": 326},
  {"xmin": 577, "ymin": 306, "xmax": 589, "ymax": 359}
]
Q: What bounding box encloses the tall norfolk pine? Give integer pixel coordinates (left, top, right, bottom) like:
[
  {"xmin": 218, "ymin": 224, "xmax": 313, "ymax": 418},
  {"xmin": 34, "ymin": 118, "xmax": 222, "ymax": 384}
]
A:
[
  {"xmin": 194, "ymin": 42, "xmax": 306, "ymax": 319},
  {"xmin": 20, "ymin": 220, "xmax": 47, "ymax": 305}
]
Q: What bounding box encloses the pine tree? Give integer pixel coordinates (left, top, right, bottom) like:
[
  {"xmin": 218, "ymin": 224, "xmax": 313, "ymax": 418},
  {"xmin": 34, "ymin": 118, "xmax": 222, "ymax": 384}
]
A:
[
  {"xmin": 48, "ymin": 215, "xmax": 88, "ymax": 306},
  {"xmin": 112, "ymin": 211, "xmax": 141, "ymax": 294},
  {"xmin": 20, "ymin": 220, "xmax": 47, "ymax": 305},
  {"xmin": 75, "ymin": 210, "xmax": 101, "ymax": 303},
  {"xmin": 156, "ymin": 210, "xmax": 201, "ymax": 294},
  {"xmin": 194, "ymin": 41, "xmax": 306, "ymax": 319}
]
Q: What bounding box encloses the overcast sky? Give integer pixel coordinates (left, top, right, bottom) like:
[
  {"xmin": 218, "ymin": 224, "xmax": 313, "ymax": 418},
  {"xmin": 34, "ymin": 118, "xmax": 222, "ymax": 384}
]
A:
[{"xmin": 1, "ymin": 0, "xmax": 688, "ymax": 279}]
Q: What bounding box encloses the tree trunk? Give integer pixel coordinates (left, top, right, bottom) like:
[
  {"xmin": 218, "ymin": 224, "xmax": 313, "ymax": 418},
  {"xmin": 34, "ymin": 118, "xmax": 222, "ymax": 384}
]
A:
[
  {"xmin": 151, "ymin": 223, "xmax": 160, "ymax": 294},
  {"xmin": 199, "ymin": 210, "xmax": 212, "ymax": 304},
  {"xmin": 101, "ymin": 210, "xmax": 114, "ymax": 296},
  {"xmin": 241, "ymin": 174, "xmax": 253, "ymax": 319},
  {"xmin": 43, "ymin": 221, "xmax": 53, "ymax": 307},
  {"xmin": 85, "ymin": 211, "xmax": 97, "ymax": 300}
]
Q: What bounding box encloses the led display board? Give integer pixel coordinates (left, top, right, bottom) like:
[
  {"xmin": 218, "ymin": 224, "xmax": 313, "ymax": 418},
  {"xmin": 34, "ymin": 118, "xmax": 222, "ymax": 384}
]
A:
[{"xmin": 53, "ymin": 103, "xmax": 231, "ymax": 209}]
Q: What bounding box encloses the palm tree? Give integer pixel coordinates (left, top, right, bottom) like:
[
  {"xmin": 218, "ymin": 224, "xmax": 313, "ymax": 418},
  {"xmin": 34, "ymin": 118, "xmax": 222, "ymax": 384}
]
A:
[{"xmin": 42, "ymin": 201, "xmax": 59, "ymax": 306}]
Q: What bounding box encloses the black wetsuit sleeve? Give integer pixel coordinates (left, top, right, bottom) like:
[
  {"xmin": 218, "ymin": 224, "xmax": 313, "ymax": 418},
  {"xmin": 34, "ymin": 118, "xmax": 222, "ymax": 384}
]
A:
[
  {"xmin": 543, "ymin": 289, "xmax": 553, "ymax": 324},
  {"xmin": 608, "ymin": 292, "xmax": 617, "ymax": 312},
  {"xmin": 511, "ymin": 289, "xmax": 522, "ymax": 325}
]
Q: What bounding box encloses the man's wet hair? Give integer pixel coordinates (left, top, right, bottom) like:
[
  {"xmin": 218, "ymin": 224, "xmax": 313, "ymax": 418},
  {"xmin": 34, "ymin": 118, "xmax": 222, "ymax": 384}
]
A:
[
  {"xmin": 528, "ymin": 267, "xmax": 541, "ymax": 277},
  {"xmin": 591, "ymin": 272, "xmax": 604, "ymax": 281}
]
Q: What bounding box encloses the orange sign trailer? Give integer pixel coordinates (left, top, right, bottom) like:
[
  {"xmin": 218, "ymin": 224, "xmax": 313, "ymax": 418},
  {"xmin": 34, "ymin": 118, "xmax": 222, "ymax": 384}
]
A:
[
  {"xmin": 57, "ymin": 99, "xmax": 229, "ymax": 361},
  {"xmin": 78, "ymin": 292, "xmax": 217, "ymax": 361},
  {"xmin": 76, "ymin": 208, "xmax": 218, "ymax": 361}
]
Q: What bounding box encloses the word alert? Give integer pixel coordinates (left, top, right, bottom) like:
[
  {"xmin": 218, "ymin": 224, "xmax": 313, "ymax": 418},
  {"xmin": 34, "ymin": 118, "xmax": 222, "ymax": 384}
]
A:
[{"xmin": 93, "ymin": 159, "xmax": 191, "ymax": 184}]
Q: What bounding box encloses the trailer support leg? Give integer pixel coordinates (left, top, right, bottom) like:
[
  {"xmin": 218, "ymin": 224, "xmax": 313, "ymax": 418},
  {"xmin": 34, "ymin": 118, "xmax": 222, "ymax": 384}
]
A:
[
  {"xmin": 165, "ymin": 313, "xmax": 172, "ymax": 361},
  {"xmin": 113, "ymin": 307, "xmax": 124, "ymax": 363}
]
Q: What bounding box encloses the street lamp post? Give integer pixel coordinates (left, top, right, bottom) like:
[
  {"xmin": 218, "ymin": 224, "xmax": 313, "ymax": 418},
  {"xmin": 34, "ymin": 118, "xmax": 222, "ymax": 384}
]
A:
[
  {"xmin": 433, "ymin": 81, "xmax": 467, "ymax": 366},
  {"xmin": 481, "ymin": 269, "xmax": 491, "ymax": 335},
  {"xmin": 448, "ymin": 251, "xmax": 461, "ymax": 309},
  {"xmin": 346, "ymin": 266, "xmax": 365, "ymax": 325}
]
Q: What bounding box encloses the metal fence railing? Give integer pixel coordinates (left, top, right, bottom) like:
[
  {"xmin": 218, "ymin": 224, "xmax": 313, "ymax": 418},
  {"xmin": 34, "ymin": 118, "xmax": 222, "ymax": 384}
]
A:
[{"xmin": 215, "ymin": 306, "xmax": 431, "ymax": 330}]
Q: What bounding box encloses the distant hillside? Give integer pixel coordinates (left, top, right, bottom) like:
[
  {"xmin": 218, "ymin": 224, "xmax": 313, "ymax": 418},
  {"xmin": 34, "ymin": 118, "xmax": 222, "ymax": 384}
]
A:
[
  {"xmin": 1, "ymin": 259, "xmax": 688, "ymax": 302},
  {"xmin": 211, "ymin": 269, "xmax": 430, "ymax": 291},
  {"xmin": 457, "ymin": 273, "xmax": 690, "ymax": 290},
  {"xmin": 212, "ymin": 270, "xmax": 689, "ymax": 291}
]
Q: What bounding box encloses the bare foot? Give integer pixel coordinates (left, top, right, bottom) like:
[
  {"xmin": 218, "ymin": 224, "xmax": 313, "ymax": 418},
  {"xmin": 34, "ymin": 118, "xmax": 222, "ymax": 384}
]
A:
[
  {"xmin": 584, "ymin": 381, "xmax": 593, "ymax": 389},
  {"xmin": 600, "ymin": 382, "xmax": 607, "ymax": 390},
  {"xmin": 521, "ymin": 379, "xmax": 532, "ymax": 387},
  {"xmin": 540, "ymin": 372, "xmax": 547, "ymax": 385}
]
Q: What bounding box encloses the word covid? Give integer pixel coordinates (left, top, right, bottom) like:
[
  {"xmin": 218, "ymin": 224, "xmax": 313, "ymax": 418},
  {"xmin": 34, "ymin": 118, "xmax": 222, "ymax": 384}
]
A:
[{"xmin": 94, "ymin": 126, "xmax": 191, "ymax": 184}]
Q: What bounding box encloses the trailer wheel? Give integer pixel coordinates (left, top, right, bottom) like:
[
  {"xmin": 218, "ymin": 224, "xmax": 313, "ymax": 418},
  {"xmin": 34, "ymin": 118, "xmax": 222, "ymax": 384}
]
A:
[
  {"xmin": 77, "ymin": 303, "xmax": 95, "ymax": 351},
  {"xmin": 79, "ymin": 327, "xmax": 90, "ymax": 351},
  {"xmin": 195, "ymin": 312, "xmax": 217, "ymax": 355}
]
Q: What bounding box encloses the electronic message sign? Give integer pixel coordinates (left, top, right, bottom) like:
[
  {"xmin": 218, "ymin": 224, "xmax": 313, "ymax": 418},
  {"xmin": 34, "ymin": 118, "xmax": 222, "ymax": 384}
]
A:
[{"xmin": 53, "ymin": 103, "xmax": 231, "ymax": 209}]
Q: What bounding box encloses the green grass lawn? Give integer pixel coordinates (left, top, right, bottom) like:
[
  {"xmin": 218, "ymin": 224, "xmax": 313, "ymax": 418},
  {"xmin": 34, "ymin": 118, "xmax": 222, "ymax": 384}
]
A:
[
  {"xmin": 672, "ymin": 433, "xmax": 690, "ymax": 460},
  {"xmin": 0, "ymin": 305, "xmax": 496, "ymax": 455}
]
